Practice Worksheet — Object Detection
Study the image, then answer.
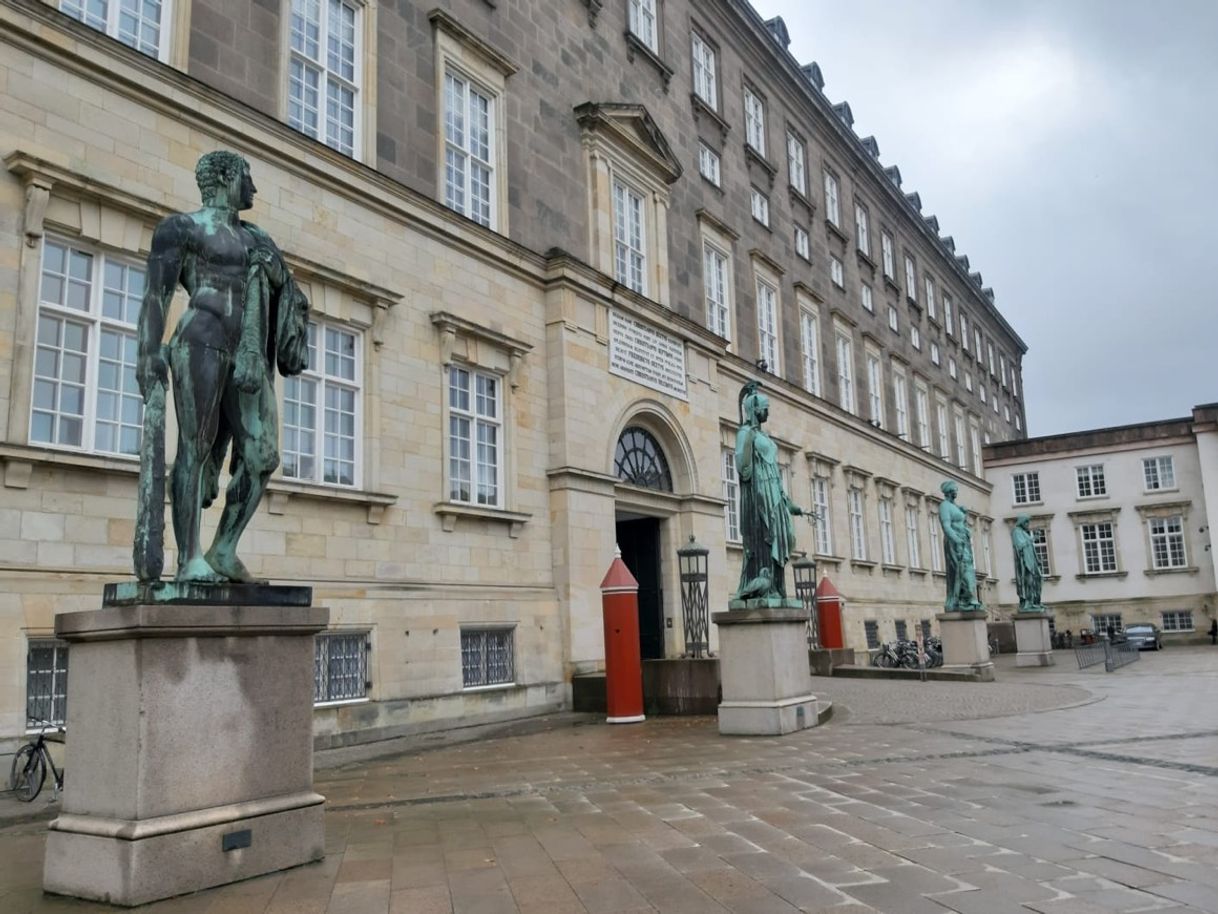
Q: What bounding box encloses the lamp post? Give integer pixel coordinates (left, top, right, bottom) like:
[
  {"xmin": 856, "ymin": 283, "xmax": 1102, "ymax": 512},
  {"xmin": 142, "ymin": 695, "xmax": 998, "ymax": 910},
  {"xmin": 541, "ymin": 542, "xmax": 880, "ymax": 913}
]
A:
[
  {"xmin": 677, "ymin": 534, "xmax": 710, "ymax": 658},
  {"xmin": 793, "ymin": 553, "xmax": 818, "ymax": 651}
]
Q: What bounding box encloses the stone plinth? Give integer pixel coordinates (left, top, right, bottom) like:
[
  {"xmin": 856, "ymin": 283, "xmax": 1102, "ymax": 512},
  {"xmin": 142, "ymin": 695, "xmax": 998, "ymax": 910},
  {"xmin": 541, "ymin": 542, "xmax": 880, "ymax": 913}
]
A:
[
  {"xmin": 44, "ymin": 599, "xmax": 329, "ymax": 907},
  {"xmin": 713, "ymin": 603, "xmax": 820, "ymax": 736},
  {"xmin": 1014, "ymin": 611, "xmax": 1055, "ymax": 667},
  {"xmin": 936, "ymin": 611, "xmax": 995, "ymax": 682}
]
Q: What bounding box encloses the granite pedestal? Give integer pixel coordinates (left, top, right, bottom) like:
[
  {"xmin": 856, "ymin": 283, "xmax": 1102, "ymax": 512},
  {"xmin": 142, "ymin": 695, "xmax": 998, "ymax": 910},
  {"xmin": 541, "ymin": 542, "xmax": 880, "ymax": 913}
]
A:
[
  {"xmin": 1014, "ymin": 611, "xmax": 1056, "ymax": 667},
  {"xmin": 713, "ymin": 602, "xmax": 820, "ymax": 736},
  {"xmin": 936, "ymin": 611, "xmax": 995, "ymax": 682},
  {"xmin": 43, "ymin": 594, "xmax": 329, "ymax": 907}
]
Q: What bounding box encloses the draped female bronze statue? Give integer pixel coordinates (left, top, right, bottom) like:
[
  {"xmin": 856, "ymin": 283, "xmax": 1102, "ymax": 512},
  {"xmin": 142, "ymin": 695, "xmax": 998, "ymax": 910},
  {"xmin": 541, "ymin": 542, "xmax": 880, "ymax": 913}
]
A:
[
  {"xmin": 1011, "ymin": 514, "xmax": 1044, "ymax": 611},
  {"xmin": 732, "ymin": 382, "xmax": 805, "ymax": 601},
  {"xmin": 937, "ymin": 480, "xmax": 982, "ymax": 611},
  {"xmin": 135, "ymin": 151, "xmax": 310, "ymax": 583}
]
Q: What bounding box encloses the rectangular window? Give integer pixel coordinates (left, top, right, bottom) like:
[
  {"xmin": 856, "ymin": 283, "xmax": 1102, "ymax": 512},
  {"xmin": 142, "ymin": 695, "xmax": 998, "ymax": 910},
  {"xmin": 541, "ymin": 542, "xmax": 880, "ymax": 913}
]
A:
[
  {"xmin": 282, "ymin": 321, "xmax": 362, "ymax": 487},
  {"xmin": 848, "ymin": 487, "xmax": 867, "ymax": 560},
  {"xmin": 974, "ymin": 328, "xmax": 983, "ymax": 360},
  {"xmin": 823, "ymin": 171, "xmax": 840, "ymax": 227},
  {"xmin": 691, "ymin": 31, "xmax": 717, "ymax": 107},
  {"xmin": 887, "ymin": 305, "xmax": 898, "ymax": 333},
  {"xmin": 314, "ymin": 631, "xmax": 369, "ymax": 703},
  {"xmin": 864, "ymin": 620, "xmax": 879, "ymax": 649},
  {"xmin": 928, "ymin": 506, "xmax": 943, "ymax": 572},
  {"xmin": 904, "ymin": 256, "xmax": 916, "ymax": 299},
  {"xmin": 980, "ymin": 384, "xmax": 987, "ymax": 405},
  {"xmin": 915, "ymin": 385, "xmax": 930, "ymax": 448},
  {"xmin": 800, "ymin": 310, "xmax": 821, "ymax": 396},
  {"xmin": 866, "ymin": 353, "xmax": 883, "ymax": 428},
  {"xmin": 1076, "ymin": 464, "xmax": 1106, "ymax": 498},
  {"xmin": 442, "ymin": 69, "xmax": 496, "ymax": 226},
  {"xmin": 613, "ymin": 178, "xmax": 647, "ymax": 294},
  {"xmin": 1149, "ymin": 516, "xmax": 1187, "ymax": 569},
  {"xmin": 628, "ymin": 0, "xmax": 658, "ymax": 52},
  {"xmin": 910, "ymin": 324, "xmax": 921, "ymax": 350},
  {"xmin": 935, "ymin": 399, "xmax": 949, "ymax": 459},
  {"xmin": 26, "ymin": 639, "xmax": 68, "ymax": 728},
  {"xmin": 894, "ymin": 619, "xmax": 908, "ymax": 642},
  {"xmin": 756, "ymin": 278, "xmax": 779, "ymax": 371},
  {"xmin": 924, "ymin": 277, "xmax": 937, "ymax": 319},
  {"xmin": 855, "ymin": 204, "xmax": 870, "ymax": 255},
  {"xmin": 930, "ymin": 341, "xmax": 940, "ymax": 366},
  {"xmin": 290, "ymin": 0, "xmax": 360, "ymax": 156},
  {"xmin": 960, "ymin": 312, "xmax": 970, "ymax": 349},
  {"xmin": 948, "ymin": 356, "xmax": 958, "ymax": 380},
  {"xmin": 697, "ymin": 142, "xmax": 721, "ymax": 186},
  {"xmin": 1143, "ymin": 456, "xmax": 1176, "ymax": 491},
  {"xmin": 965, "ymin": 371, "xmax": 974, "ymax": 393},
  {"xmin": 811, "ymin": 476, "xmax": 832, "ymax": 555},
  {"xmin": 447, "ymin": 366, "xmax": 502, "ymax": 506},
  {"xmin": 787, "ymin": 132, "xmax": 806, "ymax": 195},
  {"xmin": 1161, "ymin": 610, "xmax": 1194, "ymax": 632},
  {"xmin": 1015, "ymin": 413, "xmax": 1022, "ymax": 432},
  {"xmin": 836, "ymin": 333, "xmax": 855, "ymax": 414},
  {"xmin": 830, "ymin": 256, "xmax": 844, "ymax": 288},
  {"xmin": 954, "ymin": 412, "xmax": 967, "ymax": 468},
  {"xmin": 31, "ymin": 238, "xmax": 145, "ymax": 456},
  {"xmin": 943, "ymin": 295, "xmax": 954, "ymax": 336},
  {"xmin": 893, "ymin": 370, "xmax": 909, "ymax": 440},
  {"xmin": 703, "ymin": 243, "xmax": 730, "ymax": 340},
  {"xmin": 1004, "ymin": 404, "xmax": 1011, "ymax": 423},
  {"xmin": 61, "ymin": 0, "xmax": 168, "ymax": 59},
  {"xmin": 987, "ymin": 341, "xmax": 996, "ymax": 375},
  {"xmin": 969, "ymin": 423, "xmax": 982, "ymax": 476},
  {"xmin": 879, "ymin": 497, "xmax": 896, "ymax": 564},
  {"xmin": 744, "ymin": 89, "xmax": 766, "ymax": 155},
  {"xmin": 1000, "ymin": 354, "xmax": 1008, "ymax": 388},
  {"xmin": 860, "ymin": 284, "xmax": 873, "ymax": 313},
  {"xmin": 461, "ymin": 626, "xmax": 516, "ymax": 688},
  {"xmin": 1081, "ymin": 523, "xmax": 1118, "ymax": 573},
  {"xmin": 881, "ymin": 232, "xmax": 895, "ymax": 278},
  {"xmin": 905, "ymin": 505, "xmax": 921, "ymax": 568},
  {"xmin": 722, "ymin": 447, "xmax": 740, "ymax": 543},
  {"xmin": 1031, "ymin": 527, "xmax": 1050, "ymax": 575},
  {"xmin": 794, "ymin": 225, "xmax": 811, "ymax": 261},
  {"xmin": 1091, "ymin": 613, "xmax": 1123, "ymax": 635},
  {"xmin": 750, "ymin": 188, "xmax": 770, "ymax": 227}
]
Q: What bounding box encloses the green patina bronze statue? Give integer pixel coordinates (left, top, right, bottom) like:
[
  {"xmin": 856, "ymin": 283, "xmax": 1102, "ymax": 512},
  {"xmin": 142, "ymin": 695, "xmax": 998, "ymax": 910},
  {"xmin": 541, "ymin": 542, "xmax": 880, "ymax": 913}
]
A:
[
  {"xmin": 732, "ymin": 382, "xmax": 805, "ymax": 602},
  {"xmin": 1011, "ymin": 514, "xmax": 1044, "ymax": 611},
  {"xmin": 134, "ymin": 151, "xmax": 309, "ymax": 584},
  {"xmin": 938, "ymin": 480, "xmax": 983, "ymax": 612}
]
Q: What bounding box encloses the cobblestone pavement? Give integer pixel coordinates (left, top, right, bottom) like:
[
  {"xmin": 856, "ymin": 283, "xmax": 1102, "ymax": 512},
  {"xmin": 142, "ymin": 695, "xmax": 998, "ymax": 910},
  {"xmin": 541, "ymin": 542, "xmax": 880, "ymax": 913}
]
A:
[{"xmin": 3, "ymin": 647, "xmax": 1218, "ymax": 913}]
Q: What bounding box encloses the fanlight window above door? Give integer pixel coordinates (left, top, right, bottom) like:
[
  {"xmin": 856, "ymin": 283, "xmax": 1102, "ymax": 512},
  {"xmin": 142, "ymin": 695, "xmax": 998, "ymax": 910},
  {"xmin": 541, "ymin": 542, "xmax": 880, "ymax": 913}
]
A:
[{"xmin": 614, "ymin": 427, "xmax": 673, "ymax": 492}]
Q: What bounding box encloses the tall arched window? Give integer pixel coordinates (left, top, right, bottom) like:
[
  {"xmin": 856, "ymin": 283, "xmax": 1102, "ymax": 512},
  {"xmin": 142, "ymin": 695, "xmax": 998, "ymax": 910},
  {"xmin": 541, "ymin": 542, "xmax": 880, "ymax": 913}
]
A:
[{"xmin": 614, "ymin": 427, "xmax": 673, "ymax": 492}]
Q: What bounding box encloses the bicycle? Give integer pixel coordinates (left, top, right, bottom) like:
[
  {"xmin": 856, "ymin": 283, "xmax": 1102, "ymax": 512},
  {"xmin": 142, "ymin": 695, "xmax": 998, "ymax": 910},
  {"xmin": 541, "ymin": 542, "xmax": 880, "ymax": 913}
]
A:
[{"xmin": 9, "ymin": 719, "xmax": 65, "ymax": 802}]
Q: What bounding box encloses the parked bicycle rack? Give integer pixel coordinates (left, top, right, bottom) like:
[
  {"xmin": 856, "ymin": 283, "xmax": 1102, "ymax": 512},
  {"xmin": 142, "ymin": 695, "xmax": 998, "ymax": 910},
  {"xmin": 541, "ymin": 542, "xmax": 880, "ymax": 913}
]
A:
[{"xmin": 1075, "ymin": 639, "xmax": 1141, "ymax": 672}]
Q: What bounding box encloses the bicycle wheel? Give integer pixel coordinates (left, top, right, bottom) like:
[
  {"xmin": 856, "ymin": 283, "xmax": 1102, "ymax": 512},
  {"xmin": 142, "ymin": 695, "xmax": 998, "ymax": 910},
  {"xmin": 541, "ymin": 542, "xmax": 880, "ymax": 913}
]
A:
[{"xmin": 10, "ymin": 744, "xmax": 45, "ymax": 802}]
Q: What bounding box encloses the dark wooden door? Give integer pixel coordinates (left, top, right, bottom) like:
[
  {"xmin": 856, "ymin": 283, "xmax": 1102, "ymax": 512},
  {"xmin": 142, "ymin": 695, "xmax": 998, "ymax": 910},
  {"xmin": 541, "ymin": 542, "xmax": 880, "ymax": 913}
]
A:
[{"xmin": 616, "ymin": 518, "xmax": 664, "ymax": 659}]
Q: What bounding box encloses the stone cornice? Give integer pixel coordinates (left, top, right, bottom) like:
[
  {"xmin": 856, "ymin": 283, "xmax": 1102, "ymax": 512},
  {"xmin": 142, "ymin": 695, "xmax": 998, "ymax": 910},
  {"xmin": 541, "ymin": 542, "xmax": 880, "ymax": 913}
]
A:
[{"xmin": 428, "ymin": 9, "xmax": 519, "ymax": 76}]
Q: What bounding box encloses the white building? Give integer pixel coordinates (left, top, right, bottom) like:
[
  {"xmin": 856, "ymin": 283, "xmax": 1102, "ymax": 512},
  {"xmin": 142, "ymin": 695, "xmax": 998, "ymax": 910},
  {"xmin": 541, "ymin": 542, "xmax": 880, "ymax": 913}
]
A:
[{"xmin": 984, "ymin": 405, "xmax": 1218, "ymax": 642}]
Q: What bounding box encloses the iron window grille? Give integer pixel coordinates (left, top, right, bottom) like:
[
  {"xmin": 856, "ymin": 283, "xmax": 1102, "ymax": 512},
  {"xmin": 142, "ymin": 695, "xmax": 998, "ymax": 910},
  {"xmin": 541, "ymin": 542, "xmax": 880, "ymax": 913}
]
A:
[
  {"xmin": 314, "ymin": 631, "xmax": 370, "ymax": 704},
  {"xmin": 920, "ymin": 619, "xmax": 932, "ymax": 642},
  {"xmin": 27, "ymin": 639, "xmax": 69, "ymax": 728},
  {"xmin": 461, "ymin": 626, "xmax": 516, "ymax": 688},
  {"xmin": 894, "ymin": 620, "xmax": 908, "ymax": 641},
  {"xmin": 864, "ymin": 620, "xmax": 879, "ymax": 649}
]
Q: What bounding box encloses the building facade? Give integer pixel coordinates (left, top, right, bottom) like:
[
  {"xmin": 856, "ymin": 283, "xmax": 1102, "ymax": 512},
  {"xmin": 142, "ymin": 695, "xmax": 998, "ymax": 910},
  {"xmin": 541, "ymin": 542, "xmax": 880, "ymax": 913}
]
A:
[
  {"xmin": 984, "ymin": 405, "xmax": 1218, "ymax": 642},
  {"xmin": 0, "ymin": 0, "xmax": 1029, "ymax": 754}
]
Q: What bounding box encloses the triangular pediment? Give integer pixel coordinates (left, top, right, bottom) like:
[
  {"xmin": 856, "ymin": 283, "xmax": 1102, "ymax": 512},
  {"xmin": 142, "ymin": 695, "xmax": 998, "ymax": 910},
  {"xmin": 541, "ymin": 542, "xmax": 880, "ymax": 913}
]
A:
[{"xmin": 574, "ymin": 102, "xmax": 683, "ymax": 184}]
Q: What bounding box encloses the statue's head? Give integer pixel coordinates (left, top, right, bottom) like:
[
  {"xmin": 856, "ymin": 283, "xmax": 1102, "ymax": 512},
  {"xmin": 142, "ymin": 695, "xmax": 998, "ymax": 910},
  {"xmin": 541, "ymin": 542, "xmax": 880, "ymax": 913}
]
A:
[
  {"xmin": 744, "ymin": 391, "xmax": 770, "ymax": 426},
  {"xmin": 940, "ymin": 480, "xmax": 958, "ymax": 500},
  {"xmin": 196, "ymin": 151, "xmax": 255, "ymax": 210},
  {"xmin": 1015, "ymin": 513, "xmax": 1031, "ymax": 529}
]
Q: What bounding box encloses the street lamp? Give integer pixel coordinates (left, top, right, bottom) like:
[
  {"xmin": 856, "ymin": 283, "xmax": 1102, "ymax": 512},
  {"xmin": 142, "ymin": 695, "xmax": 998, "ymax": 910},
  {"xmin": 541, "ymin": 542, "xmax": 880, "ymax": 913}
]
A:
[
  {"xmin": 792, "ymin": 553, "xmax": 818, "ymax": 650},
  {"xmin": 677, "ymin": 534, "xmax": 710, "ymax": 658}
]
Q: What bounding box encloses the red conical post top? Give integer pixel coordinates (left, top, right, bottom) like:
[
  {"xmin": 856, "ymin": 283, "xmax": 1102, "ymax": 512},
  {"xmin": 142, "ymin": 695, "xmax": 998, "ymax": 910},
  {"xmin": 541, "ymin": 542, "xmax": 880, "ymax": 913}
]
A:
[
  {"xmin": 815, "ymin": 575, "xmax": 841, "ymax": 600},
  {"xmin": 600, "ymin": 545, "xmax": 639, "ymax": 593}
]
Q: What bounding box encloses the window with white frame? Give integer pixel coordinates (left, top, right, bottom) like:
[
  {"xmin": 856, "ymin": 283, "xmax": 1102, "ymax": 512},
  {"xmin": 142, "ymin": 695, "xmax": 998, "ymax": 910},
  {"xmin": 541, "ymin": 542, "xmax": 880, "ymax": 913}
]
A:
[
  {"xmin": 960, "ymin": 312, "xmax": 970, "ymax": 350},
  {"xmin": 987, "ymin": 341, "xmax": 996, "ymax": 375},
  {"xmin": 289, "ymin": 0, "xmax": 360, "ymax": 156},
  {"xmin": 905, "ymin": 504, "xmax": 921, "ymax": 567},
  {"xmin": 31, "ymin": 238, "xmax": 145, "ymax": 456},
  {"xmin": 992, "ymin": 393, "xmax": 999, "ymax": 415},
  {"xmin": 1031, "ymin": 526, "xmax": 1050, "ymax": 575},
  {"xmin": 613, "ymin": 178, "xmax": 647, "ymax": 293},
  {"xmin": 969, "ymin": 423, "xmax": 982, "ymax": 476},
  {"xmin": 1149, "ymin": 515, "xmax": 1187, "ymax": 569},
  {"xmin": 811, "ymin": 475, "xmax": 833, "ymax": 555},
  {"xmin": 314, "ymin": 630, "xmax": 369, "ymax": 703},
  {"xmin": 823, "ymin": 171, "xmax": 840, "ymax": 226},
  {"xmin": 60, "ymin": 0, "xmax": 170, "ymax": 60},
  {"xmin": 829, "ymin": 256, "xmax": 844, "ymax": 288},
  {"xmin": 954, "ymin": 412, "xmax": 967, "ymax": 468},
  {"xmin": 1091, "ymin": 613, "xmax": 1122, "ymax": 635},
  {"xmin": 914, "ymin": 385, "xmax": 930, "ymax": 448},
  {"xmin": 878, "ymin": 497, "xmax": 896, "ymax": 564},
  {"xmin": 935, "ymin": 399, "xmax": 949, "ymax": 458},
  {"xmin": 282, "ymin": 321, "xmax": 362, "ymax": 487},
  {"xmin": 881, "ymin": 231, "xmax": 895, "ymax": 278},
  {"xmin": 848, "ymin": 486, "xmax": 867, "ymax": 560},
  {"xmin": 887, "ymin": 305, "xmax": 898, "ymax": 333},
  {"xmin": 794, "ymin": 225, "xmax": 810, "ymax": 261},
  {"xmin": 1161, "ymin": 610, "xmax": 1193, "ymax": 632},
  {"xmin": 722, "ymin": 447, "xmax": 740, "ymax": 543},
  {"xmin": 800, "ymin": 309, "xmax": 821, "ymax": 396},
  {"xmin": 1003, "ymin": 403, "xmax": 1011, "ymax": 423},
  {"xmin": 904, "ymin": 256, "xmax": 916, "ymax": 299},
  {"xmin": 943, "ymin": 295, "xmax": 954, "ymax": 336},
  {"xmin": 442, "ymin": 68, "xmax": 498, "ymax": 227},
  {"xmin": 697, "ymin": 142, "xmax": 721, "ymax": 187},
  {"xmin": 948, "ymin": 356, "xmax": 957, "ymax": 380},
  {"xmin": 461, "ymin": 626, "xmax": 515, "ymax": 687},
  {"xmin": 628, "ymin": 0, "xmax": 658, "ymax": 52},
  {"xmin": 965, "ymin": 371, "xmax": 973, "ymax": 392},
  {"xmin": 1076, "ymin": 464, "xmax": 1106, "ymax": 498},
  {"xmin": 744, "ymin": 88, "xmax": 766, "ymax": 155},
  {"xmin": 981, "ymin": 524, "xmax": 992, "ymax": 575},
  {"xmin": 756, "ymin": 277, "xmax": 779, "ymax": 371},
  {"xmin": 974, "ymin": 327, "xmax": 983, "ymax": 360},
  {"xmin": 930, "ymin": 341, "xmax": 940, "ymax": 366},
  {"xmin": 910, "ymin": 324, "xmax": 921, "ymax": 350},
  {"xmin": 836, "ymin": 332, "xmax": 855, "ymax": 414},
  {"xmin": 787, "ymin": 132, "xmax": 806, "ymax": 195},
  {"xmin": 1143, "ymin": 456, "xmax": 1176, "ymax": 491},
  {"xmin": 1015, "ymin": 413, "xmax": 1022, "ymax": 432},
  {"xmin": 893, "ymin": 369, "xmax": 909, "ymax": 440},
  {"xmin": 979, "ymin": 384, "xmax": 987, "ymax": 405},
  {"xmin": 26, "ymin": 639, "xmax": 68, "ymax": 728},
  {"xmin": 855, "ymin": 203, "xmax": 870, "ymax": 255},
  {"xmin": 924, "ymin": 277, "xmax": 937, "ymax": 319},
  {"xmin": 1081, "ymin": 522, "xmax": 1117, "ymax": 573},
  {"xmin": 691, "ymin": 31, "xmax": 717, "ymax": 107},
  {"xmin": 928, "ymin": 505, "xmax": 943, "ymax": 572},
  {"xmin": 1000, "ymin": 354, "xmax": 1008, "ymax": 387},
  {"xmin": 860, "ymin": 284, "xmax": 873, "ymax": 313},
  {"xmin": 447, "ymin": 366, "xmax": 503, "ymax": 506},
  {"xmin": 866, "ymin": 352, "xmax": 883, "ymax": 428},
  {"xmin": 703, "ymin": 242, "xmax": 730, "ymax": 340},
  {"xmin": 750, "ymin": 188, "xmax": 770, "ymax": 227}
]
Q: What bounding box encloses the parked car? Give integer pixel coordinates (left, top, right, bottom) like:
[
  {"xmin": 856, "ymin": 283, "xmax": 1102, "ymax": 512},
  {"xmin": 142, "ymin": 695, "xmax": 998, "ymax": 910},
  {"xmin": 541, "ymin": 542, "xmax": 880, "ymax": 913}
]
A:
[{"xmin": 1124, "ymin": 624, "xmax": 1163, "ymax": 651}]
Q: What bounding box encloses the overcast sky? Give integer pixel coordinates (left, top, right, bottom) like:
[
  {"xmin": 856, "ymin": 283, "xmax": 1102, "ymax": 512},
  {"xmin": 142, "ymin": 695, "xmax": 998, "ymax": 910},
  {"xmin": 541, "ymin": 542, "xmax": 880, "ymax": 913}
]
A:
[{"xmin": 754, "ymin": 0, "xmax": 1218, "ymax": 437}]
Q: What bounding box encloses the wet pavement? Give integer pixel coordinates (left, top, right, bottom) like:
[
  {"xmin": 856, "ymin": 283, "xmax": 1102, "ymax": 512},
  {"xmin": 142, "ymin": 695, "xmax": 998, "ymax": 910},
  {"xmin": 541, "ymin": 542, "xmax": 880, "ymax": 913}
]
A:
[{"xmin": 2, "ymin": 647, "xmax": 1217, "ymax": 913}]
